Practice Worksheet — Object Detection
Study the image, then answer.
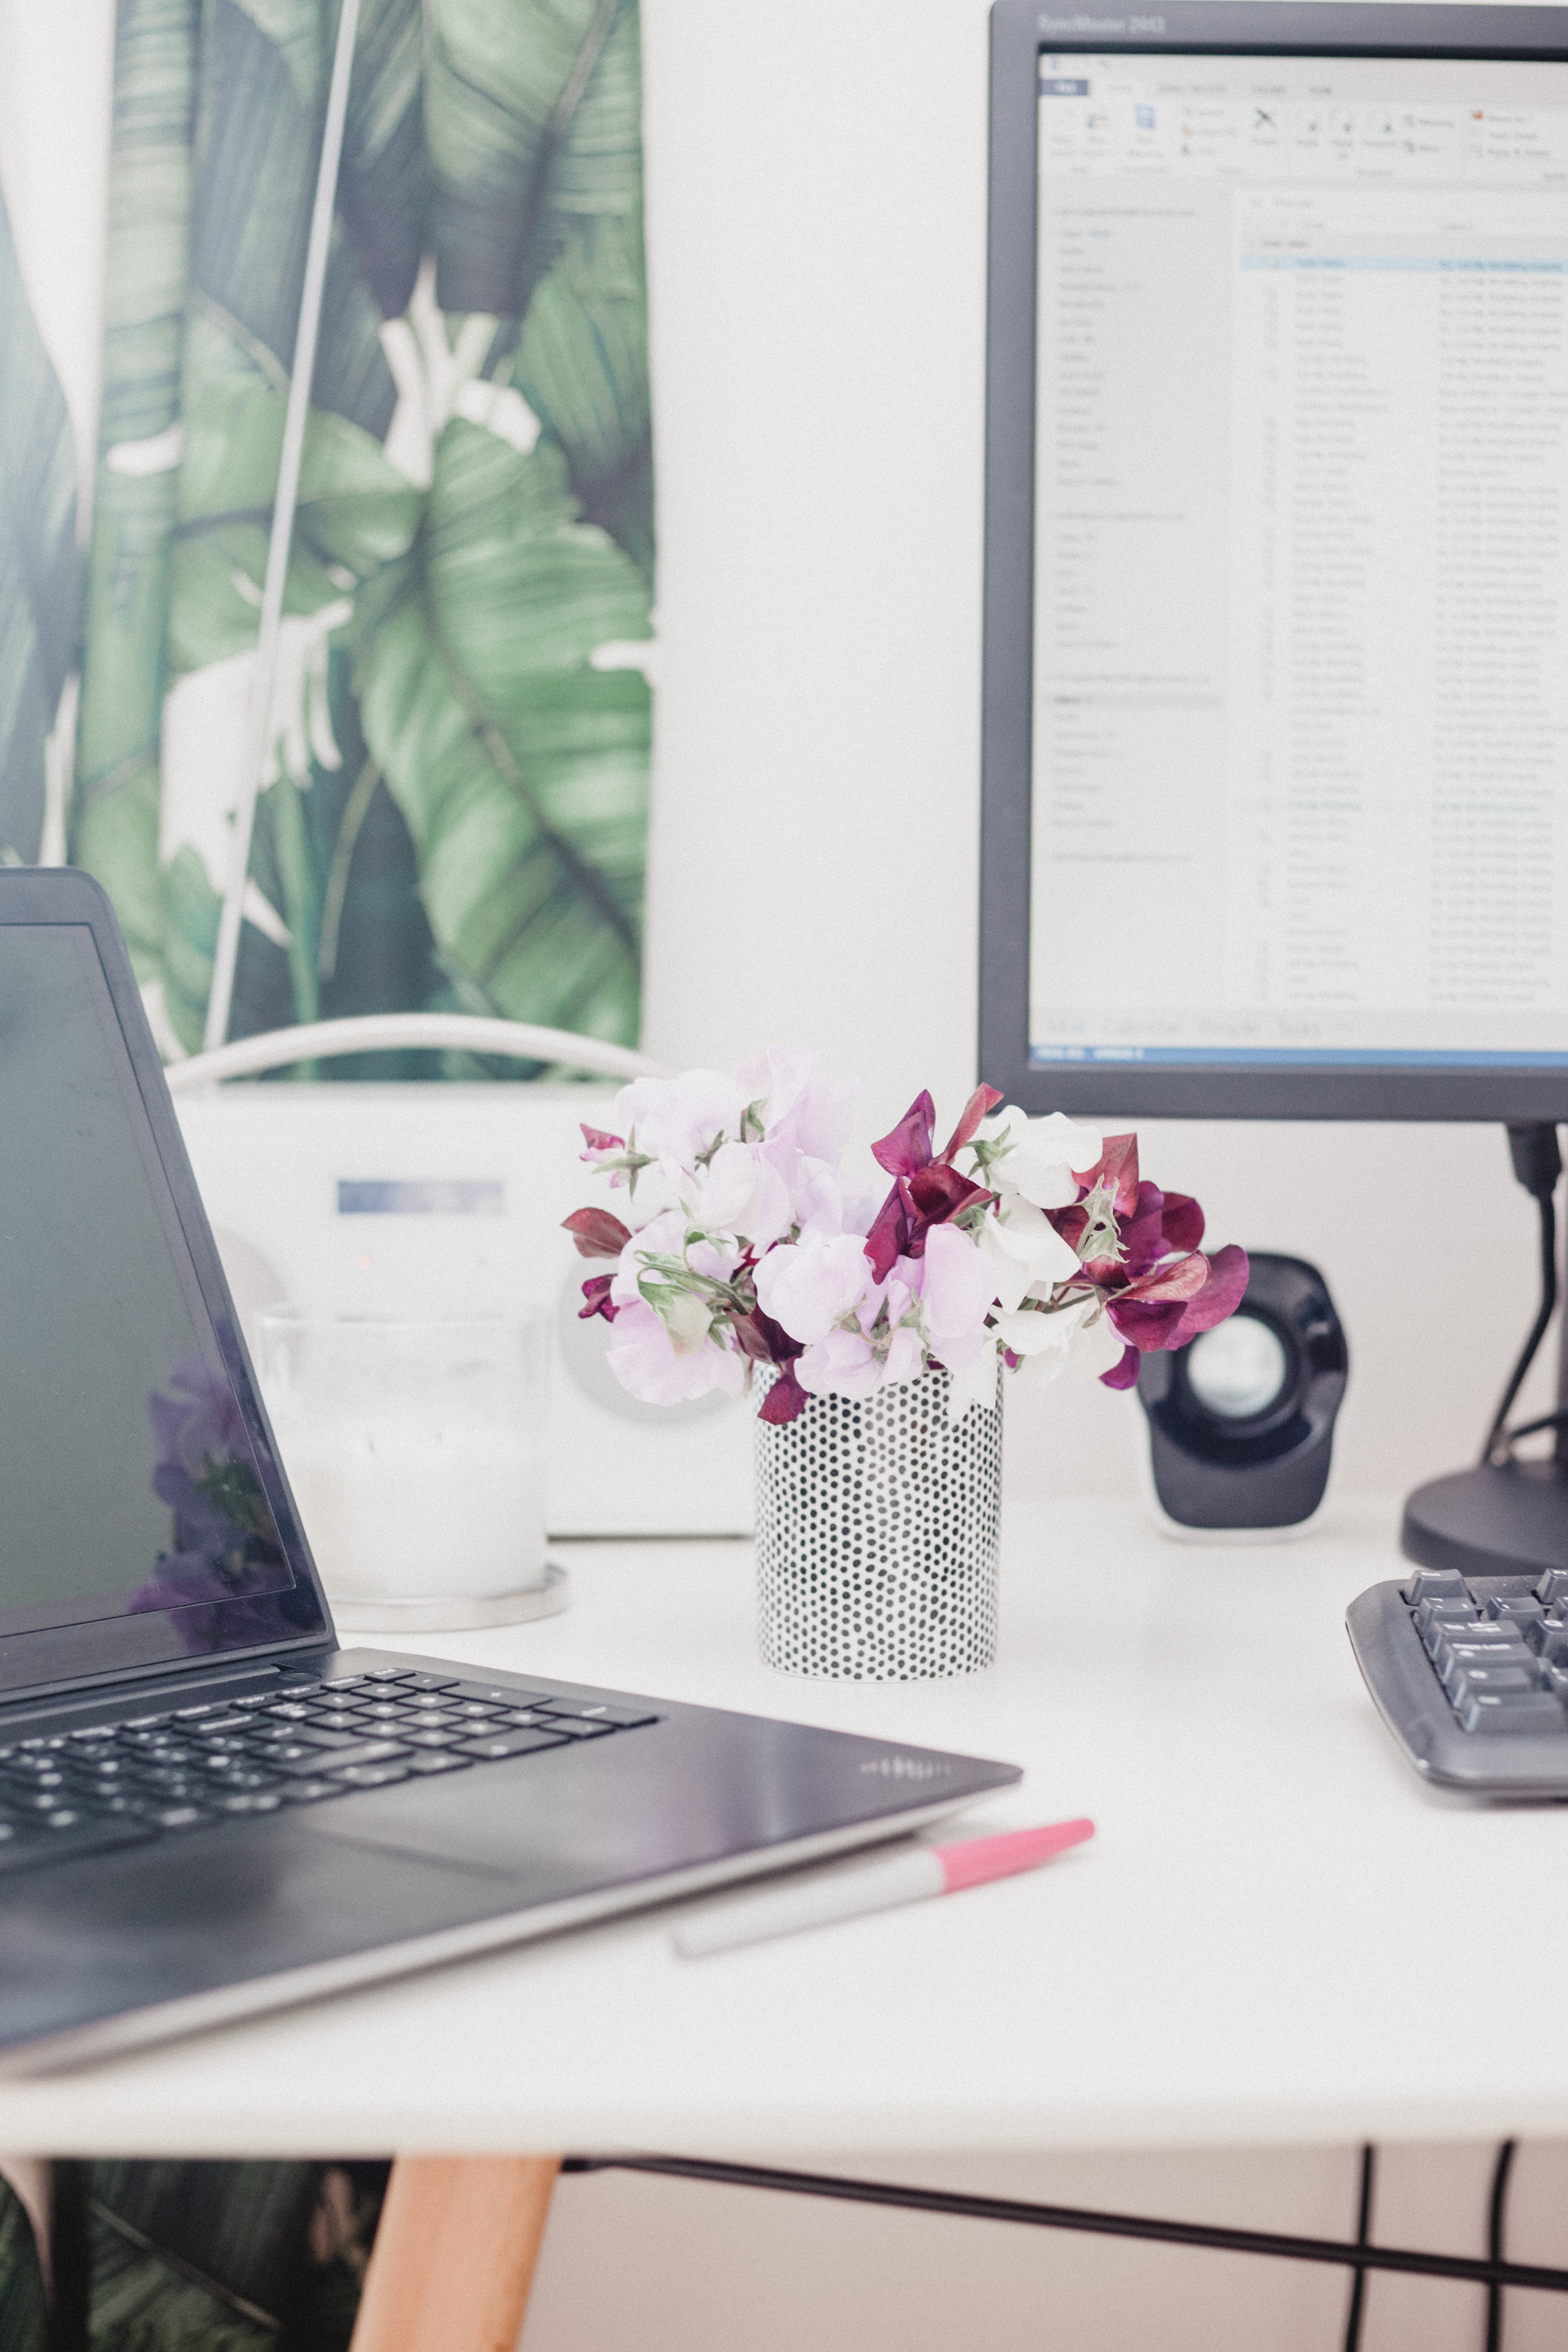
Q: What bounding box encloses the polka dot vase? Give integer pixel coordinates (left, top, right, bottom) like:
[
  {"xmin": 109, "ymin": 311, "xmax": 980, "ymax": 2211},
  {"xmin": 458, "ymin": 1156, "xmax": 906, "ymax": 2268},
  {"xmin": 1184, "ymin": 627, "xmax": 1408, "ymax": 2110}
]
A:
[{"xmin": 753, "ymin": 1365, "xmax": 1002, "ymax": 1679}]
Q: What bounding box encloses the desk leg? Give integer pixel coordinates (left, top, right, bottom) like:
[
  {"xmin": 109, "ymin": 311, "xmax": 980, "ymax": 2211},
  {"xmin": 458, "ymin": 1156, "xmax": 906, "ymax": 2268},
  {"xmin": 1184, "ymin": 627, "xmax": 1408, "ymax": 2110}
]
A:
[{"xmin": 348, "ymin": 2155, "xmax": 561, "ymax": 2352}]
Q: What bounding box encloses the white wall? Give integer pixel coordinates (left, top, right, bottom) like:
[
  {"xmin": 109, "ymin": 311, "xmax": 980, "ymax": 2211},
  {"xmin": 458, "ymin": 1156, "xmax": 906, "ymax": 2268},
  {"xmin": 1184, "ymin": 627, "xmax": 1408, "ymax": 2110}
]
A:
[{"xmin": 638, "ymin": 0, "xmax": 1559, "ymax": 1507}]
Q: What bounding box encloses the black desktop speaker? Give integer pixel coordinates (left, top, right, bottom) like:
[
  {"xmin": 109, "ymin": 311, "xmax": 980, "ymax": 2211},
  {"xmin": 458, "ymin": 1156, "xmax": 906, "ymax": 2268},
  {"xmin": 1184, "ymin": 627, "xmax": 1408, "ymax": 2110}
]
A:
[{"xmin": 1135, "ymin": 1254, "xmax": 1349, "ymax": 1535}]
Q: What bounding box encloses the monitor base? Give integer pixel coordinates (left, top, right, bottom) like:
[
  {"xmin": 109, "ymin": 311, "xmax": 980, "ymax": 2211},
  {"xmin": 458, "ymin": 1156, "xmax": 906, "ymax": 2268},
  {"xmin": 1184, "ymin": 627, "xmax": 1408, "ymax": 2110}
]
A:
[{"xmin": 1402, "ymin": 1461, "xmax": 1568, "ymax": 1582}]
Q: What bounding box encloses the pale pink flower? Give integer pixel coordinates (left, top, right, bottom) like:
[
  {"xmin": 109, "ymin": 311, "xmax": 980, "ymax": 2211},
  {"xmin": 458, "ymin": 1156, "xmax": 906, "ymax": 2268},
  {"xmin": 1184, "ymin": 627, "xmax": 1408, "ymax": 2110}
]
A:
[
  {"xmin": 613, "ymin": 1068, "xmax": 748, "ymax": 1167},
  {"xmin": 735, "ymin": 1045, "xmax": 857, "ymax": 1163},
  {"xmin": 606, "ymin": 1300, "xmax": 745, "ymax": 1406},
  {"xmin": 754, "ymin": 1229, "xmax": 876, "ymax": 1344},
  {"xmin": 917, "ymin": 1222, "xmax": 1003, "ymax": 1372},
  {"xmin": 669, "ymin": 1140, "xmax": 793, "ymax": 1251},
  {"xmin": 788, "ymin": 1154, "xmax": 884, "ymax": 1242},
  {"xmin": 795, "ymin": 1325, "xmax": 883, "ymax": 1398}
]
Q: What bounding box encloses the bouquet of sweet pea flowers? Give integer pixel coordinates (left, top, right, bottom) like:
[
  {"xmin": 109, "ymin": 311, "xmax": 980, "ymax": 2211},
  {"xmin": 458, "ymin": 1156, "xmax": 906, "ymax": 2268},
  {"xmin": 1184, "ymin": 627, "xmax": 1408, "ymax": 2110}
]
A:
[{"xmin": 564, "ymin": 1046, "xmax": 1247, "ymax": 1426}]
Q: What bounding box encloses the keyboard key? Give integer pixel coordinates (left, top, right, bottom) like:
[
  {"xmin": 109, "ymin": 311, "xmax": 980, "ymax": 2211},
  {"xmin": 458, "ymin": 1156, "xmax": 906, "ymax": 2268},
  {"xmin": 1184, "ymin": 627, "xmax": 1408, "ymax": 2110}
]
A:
[
  {"xmin": 404, "ymin": 1751, "xmax": 473, "ymax": 1776},
  {"xmin": 66, "ymin": 1725, "xmax": 116, "ymax": 1744},
  {"xmin": 1403, "ymin": 1567, "xmax": 1470, "ymax": 1604},
  {"xmin": 215, "ymin": 1791, "xmax": 284, "ymax": 1814},
  {"xmin": 538, "ymin": 1703, "xmax": 660, "ymax": 1728},
  {"xmin": 335, "ymin": 1763, "xmax": 413, "ymax": 1789},
  {"xmin": 1446, "ymin": 1664, "xmax": 1538, "ymax": 1697},
  {"xmin": 392, "ymin": 1672, "xmax": 459, "ymax": 1693},
  {"xmin": 1534, "ymin": 1570, "xmax": 1568, "ymax": 1607},
  {"xmin": 1486, "ymin": 1597, "xmax": 1545, "ymax": 1627},
  {"xmin": 1440, "ymin": 1654, "xmax": 1537, "ymax": 1699},
  {"xmin": 540, "ymin": 1717, "xmax": 616, "ymax": 1741},
  {"xmin": 401, "ymin": 1731, "xmax": 462, "ymax": 1750},
  {"xmin": 196, "ymin": 1713, "xmax": 253, "ymax": 1734},
  {"xmin": 0, "ymin": 1818, "xmax": 154, "ymax": 1873},
  {"xmin": 278, "ymin": 1780, "xmax": 344, "ymax": 1805},
  {"xmin": 1415, "ymin": 1598, "xmax": 1478, "ymax": 1641},
  {"xmin": 1457, "ymin": 1690, "xmax": 1567, "ymax": 1733},
  {"xmin": 276, "ymin": 1741, "xmax": 409, "ymax": 1776},
  {"xmin": 142, "ymin": 1805, "xmax": 212, "ymax": 1830},
  {"xmin": 455, "ymin": 1728, "xmax": 572, "ymax": 1760}
]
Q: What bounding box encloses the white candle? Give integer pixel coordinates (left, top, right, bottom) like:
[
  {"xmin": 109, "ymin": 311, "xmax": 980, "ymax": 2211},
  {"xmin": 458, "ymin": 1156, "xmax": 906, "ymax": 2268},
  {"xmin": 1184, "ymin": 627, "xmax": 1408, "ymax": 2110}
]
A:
[{"xmin": 257, "ymin": 1311, "xmax": 548, "ymax": 1605}]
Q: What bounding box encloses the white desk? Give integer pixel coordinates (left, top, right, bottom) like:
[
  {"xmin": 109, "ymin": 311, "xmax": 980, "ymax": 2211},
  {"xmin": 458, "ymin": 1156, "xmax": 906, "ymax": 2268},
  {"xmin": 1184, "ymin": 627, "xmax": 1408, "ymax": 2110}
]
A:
[{"xmin": 0, "ymin": 1497, "xmax": 1559, "ymax": 2158}]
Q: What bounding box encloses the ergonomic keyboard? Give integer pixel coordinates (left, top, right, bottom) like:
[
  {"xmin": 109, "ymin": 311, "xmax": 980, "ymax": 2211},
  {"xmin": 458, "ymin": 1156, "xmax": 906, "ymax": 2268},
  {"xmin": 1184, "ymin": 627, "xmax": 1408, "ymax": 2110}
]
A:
[
  {"xmin": 0, "ymin": 1667, "xmax": 661, "ymax": 1874},
  {"xmin": 1347, "ymin": 1567, "xmax": 1568, "ymax": 1795}
]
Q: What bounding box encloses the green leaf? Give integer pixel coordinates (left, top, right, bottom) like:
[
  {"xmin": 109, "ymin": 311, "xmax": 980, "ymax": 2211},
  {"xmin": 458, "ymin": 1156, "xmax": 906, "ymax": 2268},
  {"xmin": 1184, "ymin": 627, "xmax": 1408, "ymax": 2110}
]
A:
[
  {"xmin": 190, "ymin": 0, "xmax": 399, "ymax": 439},
  {"xmin": 427, "ymin": 0, "xmax": 653, "ymax": 567},
  {"xmin": 72, "ymin": 0, "xmax": 199, "ymax": 968},
  {"xmin": 355, "ymin": 416, "xmax": 649, "ymax": 1042},
  {"xmin": 0, "ymin": 189, "xmax": 78, "ymax": 865}
]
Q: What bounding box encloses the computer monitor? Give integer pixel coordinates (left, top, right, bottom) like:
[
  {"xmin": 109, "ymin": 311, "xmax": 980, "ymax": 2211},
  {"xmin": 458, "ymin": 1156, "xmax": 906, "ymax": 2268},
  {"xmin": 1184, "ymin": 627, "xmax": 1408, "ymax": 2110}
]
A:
[{"xmin": 979, "ymin": 0, "xmax": 1568, "ymax": 1125}]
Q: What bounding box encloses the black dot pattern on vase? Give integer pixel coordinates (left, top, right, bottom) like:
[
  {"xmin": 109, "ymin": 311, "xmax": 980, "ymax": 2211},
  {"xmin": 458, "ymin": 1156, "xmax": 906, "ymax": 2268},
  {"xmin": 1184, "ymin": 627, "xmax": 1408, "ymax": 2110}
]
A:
[{"xmin": 753, "ymin": 1366, "xmax": 1002, "ymax": 1681}]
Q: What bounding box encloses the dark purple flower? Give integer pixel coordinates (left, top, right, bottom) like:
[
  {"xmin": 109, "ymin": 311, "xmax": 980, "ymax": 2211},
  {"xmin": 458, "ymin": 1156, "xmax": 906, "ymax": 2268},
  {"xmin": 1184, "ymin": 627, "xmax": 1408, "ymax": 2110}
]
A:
[
  {"xmin": 563, "ymin": 1206, "xmax": 634, "ymax": 1261},
  {"xmin": 871, "ymin": 1091, "xmax": 936, "ymax": 1178},
  {"xmin": 938, "ymin": 1084, "xmax": 1003, "ymax": 1165},
  {"xmin": 758, "ymin": 1364, "xmax": 810, "ymax": 1424},
  {"xmin": 578, "ymin": 1272, "xmax": 618, "ymax": 1323}
]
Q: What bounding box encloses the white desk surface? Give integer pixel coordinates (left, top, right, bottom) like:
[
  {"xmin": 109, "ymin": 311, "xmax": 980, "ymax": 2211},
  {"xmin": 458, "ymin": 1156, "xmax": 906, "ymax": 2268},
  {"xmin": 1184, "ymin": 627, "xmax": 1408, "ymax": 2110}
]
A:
[{"xmin": 0, "ymin": 1496, "xmax": 1562, "ymax": 2159}]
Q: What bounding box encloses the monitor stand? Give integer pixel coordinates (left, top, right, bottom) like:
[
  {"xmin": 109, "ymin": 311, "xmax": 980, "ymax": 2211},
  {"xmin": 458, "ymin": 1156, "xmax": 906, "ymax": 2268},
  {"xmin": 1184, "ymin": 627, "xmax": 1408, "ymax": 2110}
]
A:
[
  {"xmin": 1404, "ymin": 1128, "xmax": 1568, "ymax": 1581},
  {"xmin": 1403, "ymin": 1459, "xmax": 1568, "ymax": 1583}
]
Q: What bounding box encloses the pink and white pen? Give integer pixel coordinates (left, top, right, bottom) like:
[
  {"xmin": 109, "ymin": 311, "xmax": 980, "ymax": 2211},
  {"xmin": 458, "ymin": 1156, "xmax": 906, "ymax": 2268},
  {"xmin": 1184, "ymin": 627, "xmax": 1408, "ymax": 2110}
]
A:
[{"xmin": 674, "ymin": 1818, "xmax": 1095, "ymax": 1959}]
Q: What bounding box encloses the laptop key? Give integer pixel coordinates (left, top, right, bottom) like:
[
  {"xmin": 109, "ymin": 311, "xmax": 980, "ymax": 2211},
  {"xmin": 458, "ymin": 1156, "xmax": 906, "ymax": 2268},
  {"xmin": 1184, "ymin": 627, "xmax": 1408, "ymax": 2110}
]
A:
[
  {"xmin": 404, "ymin": 1752, "xmax": 472, "ymax": 1776},
  {"xmin": 393, "ymin": 1672, "xmax": 459, "ymax": 1693},
  {"xmin": 456, "ymin": 1728, "xmax": 572, "ymax": 1760},
  {"xmin": 277, "ymin": 1780, "xmax": 345, "ymax": 1805},
  {"xmin": 0, "ymin": 1818, "xmax": 154, "ymax": 1874},
  {"xmin": 335, "ymin": 1764, "xmax": 413, "ymax": 1789},
  {"xmin": 276, "ymin": 1741, "xmax": 409, "ymax": 1776},
  {"xmin": 539, "ymin": 1703, "xmax": 661, "ymax": 1728},
  {"xmin": 538, "ymin": 1718, "xmax": 616, "ymax": 1741},
  {"xmin": 443, "ymin": 1680, "xmax": 555, "ymax": 1707},
  {"xmin": 215, "ymin": 1792, "xmax": 284, "ymax": 1814}
]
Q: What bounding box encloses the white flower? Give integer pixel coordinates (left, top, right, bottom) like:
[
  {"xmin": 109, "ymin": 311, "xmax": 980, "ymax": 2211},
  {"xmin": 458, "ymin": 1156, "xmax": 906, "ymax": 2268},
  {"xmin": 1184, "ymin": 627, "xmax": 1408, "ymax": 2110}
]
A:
[
  {"xmin": 977, "ymin": 1193, "xmax": 1081, "ymax": 1313},
  {"xmin": 1002, "ymin": 1295, "xmax": 1126, "ymax": 1386},
  {"xmin": 979, "ymin": 1107, "xmax": 1103, "ymax": 1210}
]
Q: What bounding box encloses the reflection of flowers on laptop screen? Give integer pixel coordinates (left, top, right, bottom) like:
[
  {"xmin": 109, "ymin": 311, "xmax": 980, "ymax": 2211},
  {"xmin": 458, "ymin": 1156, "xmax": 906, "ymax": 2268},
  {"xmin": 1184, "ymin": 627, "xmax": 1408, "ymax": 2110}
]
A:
[{"xmin": 130, "ymin": 1360, "xmax": 298, "ymax": 1650}]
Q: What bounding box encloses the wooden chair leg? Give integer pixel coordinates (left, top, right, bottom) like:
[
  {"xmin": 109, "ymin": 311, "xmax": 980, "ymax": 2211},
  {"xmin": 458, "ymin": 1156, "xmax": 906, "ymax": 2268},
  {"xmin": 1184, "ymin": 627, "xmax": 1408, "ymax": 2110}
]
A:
[{"xmin": 348, "ymin": 2155, "xmax": 561, "ymax": 2352}]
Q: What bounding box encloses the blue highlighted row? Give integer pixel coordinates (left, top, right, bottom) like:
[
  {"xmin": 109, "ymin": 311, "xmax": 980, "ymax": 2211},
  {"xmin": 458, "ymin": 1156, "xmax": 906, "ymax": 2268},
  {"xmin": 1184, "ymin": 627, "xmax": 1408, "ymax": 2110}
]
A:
[{"xmin": 1030, "ymin": 1044, "xmax": 1568, "ymax": 1069}]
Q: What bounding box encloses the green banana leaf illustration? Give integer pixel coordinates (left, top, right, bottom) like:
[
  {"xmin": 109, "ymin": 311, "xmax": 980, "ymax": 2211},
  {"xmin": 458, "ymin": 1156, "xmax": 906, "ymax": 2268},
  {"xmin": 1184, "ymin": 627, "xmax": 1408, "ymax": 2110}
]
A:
[
  {"xmin": 74, "ymin": 0, "xmax": 653, "ymax": 1065},
  {"xmin": 72, "ymin": 0, "xmax": 198, "ymax": 982},
  {"xmin": 0, "ymin": 187, "xmax": 79, "ymax": 867}
]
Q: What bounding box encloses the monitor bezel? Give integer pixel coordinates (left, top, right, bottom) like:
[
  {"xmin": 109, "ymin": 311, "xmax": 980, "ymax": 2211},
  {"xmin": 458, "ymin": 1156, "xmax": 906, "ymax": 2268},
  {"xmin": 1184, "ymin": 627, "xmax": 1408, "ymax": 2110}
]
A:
[{"xmin": 979, "ymin": 0, "xmax": 1568, "ymax": 1119}]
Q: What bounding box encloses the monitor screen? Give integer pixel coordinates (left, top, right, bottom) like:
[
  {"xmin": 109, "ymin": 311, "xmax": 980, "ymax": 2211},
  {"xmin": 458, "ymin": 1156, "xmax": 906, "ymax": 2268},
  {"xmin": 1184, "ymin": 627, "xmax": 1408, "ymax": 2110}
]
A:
[{"xmin": 981, "ymin": 3, "xmax": 1568, "ymax": 1120}]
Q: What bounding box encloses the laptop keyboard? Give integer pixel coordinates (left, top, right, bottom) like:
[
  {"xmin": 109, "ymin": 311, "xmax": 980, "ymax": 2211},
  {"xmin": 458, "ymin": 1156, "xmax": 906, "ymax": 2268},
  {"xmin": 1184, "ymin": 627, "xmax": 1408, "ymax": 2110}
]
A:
[{"xmin": 0, "ymin": 1668, "xmax": 660, "ymax": 1876}]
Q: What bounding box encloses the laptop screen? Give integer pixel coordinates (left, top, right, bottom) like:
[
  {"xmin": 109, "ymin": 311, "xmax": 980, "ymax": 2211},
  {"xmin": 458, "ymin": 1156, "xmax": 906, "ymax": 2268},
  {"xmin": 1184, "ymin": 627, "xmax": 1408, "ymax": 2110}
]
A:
[{"xmin": 0, "ymin": 926, "xmax": 298, "ymax": 1644}]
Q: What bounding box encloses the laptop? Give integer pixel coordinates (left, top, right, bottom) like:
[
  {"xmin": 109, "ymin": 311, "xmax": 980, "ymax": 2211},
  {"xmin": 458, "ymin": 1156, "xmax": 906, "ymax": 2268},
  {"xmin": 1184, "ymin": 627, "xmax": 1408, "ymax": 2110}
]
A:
[{"xmin": 0, "ymin": 870, "xmax": 1020, "ymax": 2072}]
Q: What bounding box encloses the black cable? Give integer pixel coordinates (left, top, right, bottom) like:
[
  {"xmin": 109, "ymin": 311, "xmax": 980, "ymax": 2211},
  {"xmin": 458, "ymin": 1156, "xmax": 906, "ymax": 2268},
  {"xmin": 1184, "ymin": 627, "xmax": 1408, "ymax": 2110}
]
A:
[
  {"xmin": 1484, "ymin": 1126, "xmax": 1562, "ymax": 1465},
  {"xmin": 1486, "ymin": 2141, "xmax": 1517, "ymax": 2352},
  {"xmin": 1343, "ymin": 2144, "xmax": 1375, "ymax": 2352},
  {"xmin": 559, "ymin": 2153, "xmax": 1568, "ymax": 2291}
]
